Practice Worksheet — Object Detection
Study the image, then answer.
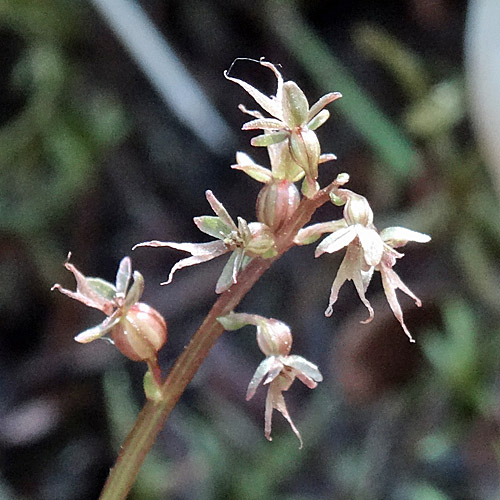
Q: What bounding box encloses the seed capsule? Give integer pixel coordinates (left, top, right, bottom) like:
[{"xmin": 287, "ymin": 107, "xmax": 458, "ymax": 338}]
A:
[{"xmin": 256, "ymin": 179, "xmax": 300, "ymax": 231}]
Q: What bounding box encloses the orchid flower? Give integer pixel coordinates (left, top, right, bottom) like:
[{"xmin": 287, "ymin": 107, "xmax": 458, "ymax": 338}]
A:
[
  {"xmin": 302, "ymin": 188, "xmax": 430, "ymax": 341},
  {"xmin": 134, "ymin": 190, "xmax": 276, "ymax": 294},
  {"xmin": 225, "ymin": 59, "xmax": 341, "ymax": 196},
  {"xmin": 218, "ymin": 312, "xmax": 322, "ymax": 447},
  {"xmin": 51, "ymin": 255, "xmax": 167, "ymax": 362}
]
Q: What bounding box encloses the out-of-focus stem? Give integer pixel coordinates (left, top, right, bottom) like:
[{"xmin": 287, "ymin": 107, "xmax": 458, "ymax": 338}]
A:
[{"xmin": 99, "ymin": 180, "xmax": 340, "ymax": 500}]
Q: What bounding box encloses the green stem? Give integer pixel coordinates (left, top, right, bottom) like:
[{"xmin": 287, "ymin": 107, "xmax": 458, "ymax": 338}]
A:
[{"xmin": 99, "ymin": 182, "xmax": 338, "ymax": 499}]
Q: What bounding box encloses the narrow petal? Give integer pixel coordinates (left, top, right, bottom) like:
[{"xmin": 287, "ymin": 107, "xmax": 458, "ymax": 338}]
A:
[
  {"xmin": 325, "ymin": 255, "xmax": 350, "ymax": 317},
  {"xmin": 269, "ymin": 384, "xmax": 303, "ymax": 448},
  {"xmin": 241, "ymin": 118, "xmax": 286, "ymax": 130},
  {"xmin": 295, "ymin": 220, "xmax": 347, "ymax": 246},
  {"xmin": 74, "ymin": 315, "xmax": 121, "ymax": 343},
  {"xmin": 379, "ymin": 264, "xmax": 419, "ymax": 342},
  {"xmin": 194, "ymin": 216, "xmax": 233, "ymax": 239},
  {"xmin": 246, "ymin": 356, "xmax": 276, "ymax": 400},
  {"xmin": 307, "ymin": 109, "xmax": 330, "ymax": 131},
  {"xmin": 380, "ymin": 226, "xmax": 431, "ymax": 248},
  {"xmin": 282, "ymin": 355, "xmax": 323, "ymax": 383},
  {"xmin": 124, "ymin": 271, "xmax": 144, "ymax": 308},
  {"xmin": 263, "ymin": 360, "xmax": 285, "ymax": 385},
  {"xmin": 250, "ymin": 131, "xmax": 288, "ymax": 147},
  {"xmin": 224, "ymin": 64, "xmax": 283, "ymax": 120},
  {"xmin": 115, "ymin": 257, "xmax": 132, "ymax": 296},
  {"xmin": 53, "ymin": 256, "xmax": 113, "ymax": 312},
  {"xmin": 205, "ymin": 190, "xmax": 238, "ymax": 231},
  {"xmin": 307, "ymin": 92, "xmax": 342, "ymax": 122},
  {"xmin": 315, "ymin": 226, "xmax": 357, "ymax": 257},
  {"xmin": 158, "ymin": 241, "xmax": 228, "ymax": 285},
  {"xmin": 356, "ymin": 226, "xmax": 384, "ymax": 266},
  {"xmin": 215, "ymin": 250, "xmax": 241, "ymax": 294},
  {"xmin": 351, "ymin": 267, "xmax": 375, "ymax": 324},
  {"xmin": 231, "ymin": 161, "xmax": 273, "ymax": 184}
]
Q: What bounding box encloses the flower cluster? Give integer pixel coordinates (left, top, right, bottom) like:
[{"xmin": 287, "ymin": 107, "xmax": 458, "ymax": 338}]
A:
[
  {"xmin": 218, "ymin": 312, "xmax": 322, "ymax": 448},
  {"xmin": 296, "ymin": 187, "xmax": 431, "ymax": 342}
]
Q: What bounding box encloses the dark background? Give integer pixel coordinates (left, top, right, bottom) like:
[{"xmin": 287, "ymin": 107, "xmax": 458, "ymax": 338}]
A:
[{"xmin": 2, "ymin": 1, "xmax": 499, "ymax": 499}]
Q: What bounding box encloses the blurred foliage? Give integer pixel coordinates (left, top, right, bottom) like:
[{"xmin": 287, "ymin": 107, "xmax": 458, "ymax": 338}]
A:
[{"xmin": 2, "ymin": 0, "xmax": 500, "ymax": 499}]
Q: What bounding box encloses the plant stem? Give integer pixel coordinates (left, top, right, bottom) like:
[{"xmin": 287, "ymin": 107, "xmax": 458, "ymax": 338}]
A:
[{"xmin": 99, "ymin": 182, "xmax": 338, "ymax": 499}]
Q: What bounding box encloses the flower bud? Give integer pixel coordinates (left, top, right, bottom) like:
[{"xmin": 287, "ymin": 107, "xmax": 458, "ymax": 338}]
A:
[
  {"xmin": 256, "ymin": 319, "xmax": 292, "ymax": 357},
  {"xmin": 289, "ymin": 129, "xmax": 320, "ymax": 179},
  {"xmin": 246, "ymin": 222, "xmax": 277, "ymax": 257},
  {"xmin": 111, "ymin": 302, "xmax": 167, "ymax": 362},
  {"xmin": 343, "ymin": 192, "xmax": 374, "ymax": 226},
  {"xmin": 256, "ymin": 180, "xmax": 300, "ymax": 231}
]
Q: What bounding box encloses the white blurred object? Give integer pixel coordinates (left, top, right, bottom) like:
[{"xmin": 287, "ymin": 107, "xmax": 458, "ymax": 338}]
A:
[
  {"xmin": 466, "ymin": 0, "xmax": 500, "ymax": 197},
  {"xmin": 91, "ymin": 0, "xmax": 233, "ymax": 154}
]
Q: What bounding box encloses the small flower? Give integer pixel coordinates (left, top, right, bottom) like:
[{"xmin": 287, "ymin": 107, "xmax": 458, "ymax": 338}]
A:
[
  {"xmin": 225, "ymin": 59, "xmax": 341, "ymax": 196},
  {"xmin": 51, "ymin": 254, "xmax": 167, "ymax": 362},
  {"xmin": 218, "ymin": 312, "xmax": 322, "ymax": 447},
  {"xmin": 308, "ymin": 189, "xmax": 430, "ymax": 341},
  {"xmin": 134, "ymin": 190, "xmax": 276, "ymax": 294},
  {"xmin": 314, "ymin": 189, "xmax": 386, "ymax": 323}
]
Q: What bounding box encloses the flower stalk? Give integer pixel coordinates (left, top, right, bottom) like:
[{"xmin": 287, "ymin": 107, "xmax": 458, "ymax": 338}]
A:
[{"xmin": 98, "ymin": 179, "xmax": 342, "ymax": 500}]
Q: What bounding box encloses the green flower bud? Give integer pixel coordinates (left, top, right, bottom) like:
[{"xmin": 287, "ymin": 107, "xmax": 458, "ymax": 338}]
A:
[
  {"xmin": 245, "ymin": 222, "xmax": 276, "ymax": 256},
  {"xmin": 256, "ymin": 180, "xmax": 300, "ymax": 231},
  {"xmin": 111, "ymin": 303, "xmax": 167, "ymax": 362},
  {"xmin": 289, "ymin": 129, "xmax": 320, "ymax": 179}
]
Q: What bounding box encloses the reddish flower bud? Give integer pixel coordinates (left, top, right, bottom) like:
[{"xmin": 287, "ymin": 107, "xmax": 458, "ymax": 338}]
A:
[
  {"xmin": 256, "ymin": 318, "xmax": 293, "ymax": 357},
  {"xmin": 256, "ymin": 179, "xmax": 300, "ymax": 231},
  {"xmin": 111, "ymin": 303, "xmax": 167, "ymax": 362}
]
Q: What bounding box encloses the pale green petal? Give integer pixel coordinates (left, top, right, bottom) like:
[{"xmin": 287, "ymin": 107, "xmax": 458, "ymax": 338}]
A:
[
  {"xmin": 294, "ymin": 220, "xmax": 347, "ymax": 245},
  {"xmin": 74, "ymin": 315, "xmax": 121, "ymax": 343},
  {"xmin": 242, "ymin": 118, "xmax": 286, "ymax": 130},
  {"xmin": 307, "ymin": 92, "xmax": 342, "ymax": 122},
  {"xmin": 215, "ymin": 250, "xmax": 240, "ymax": 294},
  {"xmin": 86, "ymin": 278, "xmax": 116, "ymax": 301},
  {"xmin": 124, "ymin": 271, "xmax": 144, "ymax": 308},
  {"xmin": 194, "ymin": 216, "xmax": 233, "ymax": 239},
  {"xmin": 307, "ymin": 109, "xmax": 330, "ymax": 131},
  {"xmin": 251, "ymin": 131, "xmax": 288, "ymax": 147},
  {"xmin": 231, "ymin": 154, "xmax": 273, "ymax": 183}
]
